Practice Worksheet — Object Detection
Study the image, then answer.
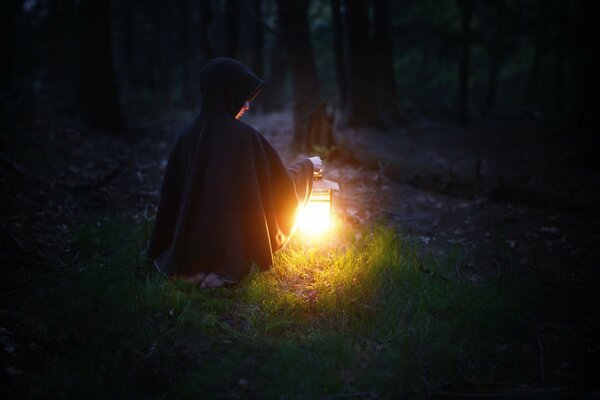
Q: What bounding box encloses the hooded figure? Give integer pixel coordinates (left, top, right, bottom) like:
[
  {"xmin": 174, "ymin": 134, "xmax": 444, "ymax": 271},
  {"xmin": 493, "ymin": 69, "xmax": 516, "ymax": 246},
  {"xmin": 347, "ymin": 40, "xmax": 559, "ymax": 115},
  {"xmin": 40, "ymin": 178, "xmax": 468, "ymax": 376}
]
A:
[{"xmin": 147, "ymin": 58, "xmax": 315, "ymax": 285}]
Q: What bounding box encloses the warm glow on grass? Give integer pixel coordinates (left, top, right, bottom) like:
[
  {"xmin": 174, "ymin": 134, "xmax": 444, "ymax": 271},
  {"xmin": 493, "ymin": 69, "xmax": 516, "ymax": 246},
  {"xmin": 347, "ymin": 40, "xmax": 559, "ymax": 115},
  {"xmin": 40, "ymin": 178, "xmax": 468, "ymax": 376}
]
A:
[
  {"xmin": 247, "ymin": 225, "xmax": 397, "ymax": 333},
  {"xmin": 25, "ymin": 218, "xmax": 536, "ymax": 398}
]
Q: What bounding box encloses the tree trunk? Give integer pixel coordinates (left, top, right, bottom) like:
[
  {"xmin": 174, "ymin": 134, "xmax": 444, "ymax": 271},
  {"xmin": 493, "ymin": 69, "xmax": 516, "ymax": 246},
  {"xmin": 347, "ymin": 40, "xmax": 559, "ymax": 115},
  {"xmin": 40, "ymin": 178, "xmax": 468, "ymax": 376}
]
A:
[
  {"xmin": 418, "ymin": 36, "xmax": 429, "ymax": 82},
  {"xmin": 180, "ymin": 0, "xmax": 194, "ymax": 108},
  {"xmin": 457, "ymin": 0, "xmax": 472, "ymax": 125},
  {"xmin": 244, "ymin": 0, "xmax": 264, "ymax": 111},
  {"xmin": 554, "ymin": 37, "xmax": 564, "ymax": 114},
  {"xmin": 223, "ymin": 0, "xmax": 239, "ymax": 58},
  {"xmin": 153, "ymin": 3, "xmax": 171, "ymax": 105},
  {"xmin": 374, "ymin": 0, "xmax": 396, "ymax": 100},
  {"xmin": 0, "ymin": 0, "xmax": 22, "ymax": 127},
  {"xmin": 525, "ymin": 0, "xmax": 546, "ymax": 107},
  {"xmin": 199, "ymin": 0, "xmax": 215, "ymax": 64},
  {"xmin": 81, "ymin": 0, "xmax": 125, "ymax": 132},
  {"xmin": 0, "ymin": 0, "xmax": 19, "ymax": 90},
  {"xmin": 374, "ymin": 0, "xmax": 409, "ymax": 126},
  {"xmin": 276, "ymin": 0, "xmax": 334, "ymax": 152},
  {"xmin": 248, "ymin": 0, "xmax": 264, "ymax": 76},
  {"xmin": 342, "ymin": 0, "xmax": 380, "ymax": 126},
  {"xmin": 330, "ymin": 0, "xmax": 347, "ymax": 108},
  {"xmin": 485, "ymin": 0, "xmax": 505, "ymax": 114},
  {"xmin": 554, "ymin": 0, "xmax": 566, "ymax": 114},
  {"xmin": 47, "ymin": 0, "xmax": 65, "ymax": 75},
  {"xmin": 572, "ymin": 0, "xmax": 600, "ymax": 167},
  {"xmin": 261, "ymin": 25, "xmax": 287, "ymax": 112},
  {"xmin": 123, "ymin": 0, "xmax": 136, "ymax": 91}
]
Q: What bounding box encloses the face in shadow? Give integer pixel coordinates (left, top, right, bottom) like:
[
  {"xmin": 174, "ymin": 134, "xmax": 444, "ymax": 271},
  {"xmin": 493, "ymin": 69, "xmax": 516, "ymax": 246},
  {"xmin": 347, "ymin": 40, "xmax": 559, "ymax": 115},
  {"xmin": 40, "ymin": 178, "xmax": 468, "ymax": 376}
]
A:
[{"xmin": 236, "ymin": 101, "xmax": 250, "ymax": 119}]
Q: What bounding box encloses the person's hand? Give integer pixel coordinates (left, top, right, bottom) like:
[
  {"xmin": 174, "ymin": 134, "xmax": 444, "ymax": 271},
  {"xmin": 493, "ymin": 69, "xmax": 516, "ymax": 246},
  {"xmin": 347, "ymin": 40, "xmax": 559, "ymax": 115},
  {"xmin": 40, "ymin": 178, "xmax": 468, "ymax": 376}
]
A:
[{"xmin": 308, "ymin": 156, "xmax": 323, "ymax": 174}]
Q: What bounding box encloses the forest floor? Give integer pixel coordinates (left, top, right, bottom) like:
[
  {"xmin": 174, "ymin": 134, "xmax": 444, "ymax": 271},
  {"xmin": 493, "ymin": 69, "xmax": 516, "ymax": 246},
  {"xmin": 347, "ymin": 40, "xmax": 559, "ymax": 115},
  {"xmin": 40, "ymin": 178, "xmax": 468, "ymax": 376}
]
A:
[
  {"xmin": 251, "ymin": 111, "xmax": 600, "ymax": 392},
  {"xmin": 1, "ymin": 107, "xmax": 599, "ymax": 398}
]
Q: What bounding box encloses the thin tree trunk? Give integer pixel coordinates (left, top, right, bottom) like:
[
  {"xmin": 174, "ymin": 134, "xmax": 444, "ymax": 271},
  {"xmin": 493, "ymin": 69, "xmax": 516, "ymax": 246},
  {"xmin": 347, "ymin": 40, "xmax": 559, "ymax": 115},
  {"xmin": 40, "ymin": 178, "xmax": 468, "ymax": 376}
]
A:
[
  {"xmin": 330, "ymin": 0, "xmax": 347, "ymax": 108},
  {"xmin": 153, "ymin": 3, "xmax": 171, "ymax": 105},
  {"xmin": 223, "ymin": 0, "xmax": 239, "ymax": 58},
  {"xmin": 81, "ymin": 0, "xmax": 125, "ymax": 131},
  {"xmin": 246, "ymin": 0, "xmax": 264, "ymax": 111},
  {"xmin": 374, "ymin": 0, "xmax": 409, "ymax": 126},
  {"xmin": 485, "ymin": 0, "xmax": 505, "ymax": 114},
  {"xmin": 572, "ymin": 0, "xmax": 599, "ymax": 167},
  {"xmin": 374, "ymin": 0, "xmax": 396, "ymax": 99},
  {"xmin": 47, "ymin": 0, "xmax": 65, "ymax": 75},
  {"xmin": 457, "ymin": 0, "xmax": 472, "ymax": 125},
  {"xmin": 261, "ymin": 26, "xmax": 287, "ymax": 112},
  {"xmin": 250, "ymin": 0, "xmax": 263, "ymax": 76},
  {"xmin": 47, "ymin": 0, "xmax": 76, "ymax": 112},
  {"xmin": 343, "ymin": 0, "xmax": 380, "ymax": 126},
  {"xmin": 0, "ymin": 0, "xmax": 22, "ymax": 127},
  {"xmin": 418, "ymin": 36, "xmax": 429, "ymax": 82},
  {"xmin": 180, "ymin": 0, "xmax": 193, "ymax": 108},
  {"xmin": 0, "ymin": 0, "xmax": 20, "ymax": 90},
  {"xmin": 554, "ymin": 0, "xmax": 566, "ymax": 114},
  {"xmin": 525, "ymin": 0, "xmax": 546, "ymax": 107},
  {"xmin": 554, "ymin": 41, "xmax": 564, "ymax": 114},
  {"xmin": 123, "ymin": 0, "xmax": 136, "ymax": 91},
  {"xmin": 199, "ymin": 0, "xmax": 215, "ymax": 64}
]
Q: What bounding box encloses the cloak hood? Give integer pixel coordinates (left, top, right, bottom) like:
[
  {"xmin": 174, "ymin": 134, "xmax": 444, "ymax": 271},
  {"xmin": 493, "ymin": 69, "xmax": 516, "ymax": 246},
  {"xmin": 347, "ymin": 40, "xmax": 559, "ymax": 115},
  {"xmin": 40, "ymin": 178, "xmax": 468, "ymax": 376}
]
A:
[
  {"xmin": 199, "ymin": 57, "xmax": 264, "ymax": 117},
  {"xmin": 147, "ymin": 58, "xmax": 312, "ymax": 282}
]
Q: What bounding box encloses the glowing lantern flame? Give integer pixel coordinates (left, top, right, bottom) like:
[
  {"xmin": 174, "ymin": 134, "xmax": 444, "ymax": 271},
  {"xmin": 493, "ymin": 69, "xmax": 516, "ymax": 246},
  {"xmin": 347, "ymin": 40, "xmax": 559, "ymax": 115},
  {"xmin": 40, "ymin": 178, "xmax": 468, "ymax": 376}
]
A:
[{"xmin": 297, "ymin": 177, "xmax": 339, "ymax": 236}]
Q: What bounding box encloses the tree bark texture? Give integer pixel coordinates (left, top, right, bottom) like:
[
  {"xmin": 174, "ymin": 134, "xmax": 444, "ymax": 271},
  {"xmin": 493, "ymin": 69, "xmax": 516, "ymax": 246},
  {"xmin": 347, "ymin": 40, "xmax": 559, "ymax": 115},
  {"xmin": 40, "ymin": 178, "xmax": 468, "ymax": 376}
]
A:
[
  {"xmin": 572, "ymin": 0, "xmax": 600, "ymax": 167},
  {"xmin": 122, "ymin": 0, "xmax": 136, "ymax": 91},
  {"xmin": 261, "ymin": 23, "xmax": 287, "ymax": 112},
  {"xmin": 374, "ymin": 0, "xmax": 409, "ymax": 126},
  {"xmin": 223, "ymin": 0, "xmax": 239, "ymax": 58},
  {"xmin": 180, "ymin": 0, "xmax": 193, "ymax": 108},
  {"xmin": 457, "ymin": 0, "xmax": 472, "ymax": 125},
  {"xmin": 199, "ymin": 0, "xmax": 215, "ymax": 64},
  {"xmin": 525, "ymin": 0, "xmax": 547, "ymax": 107},
  {"xmin": 554, "ymin": 0, "xmax": 566, "ymax": 114},
  {"xmin": 152, "ymin": 1, "xmax": 172, "ymax": 105},
  {"xmin": 485, "ymin": 0, "xmax": 505, "ymax": 113},
  {"xmin": 81, "ymin": 0, "xmax": 125, "ymax": 131},
  {"xmin": 330, "ymin": 0, "xmax": 347, "ymax": 108},
  {"xmin": 241, "ymin": 0, "xmax": 264, "ymax": 111},
  {"xmin": 276, "ymin": 0, "xmax": 334, "ymax": 152},
  {"xmin": 374, "ymin": 0, "xmax": 396, "ymax": 100},
  {"xmin": 342, "ymin": 0, "xmax": 380, "ymax": 126},
  {"xmin": 0, "ymin": 0, "xmax": 23, "ymax": 127}
]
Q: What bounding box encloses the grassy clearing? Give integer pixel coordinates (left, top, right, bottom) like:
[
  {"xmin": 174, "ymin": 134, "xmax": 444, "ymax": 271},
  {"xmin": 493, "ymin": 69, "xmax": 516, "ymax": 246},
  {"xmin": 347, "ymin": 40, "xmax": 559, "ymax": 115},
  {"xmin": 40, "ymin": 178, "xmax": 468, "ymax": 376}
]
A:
[{"xmin": 8, "ymin": 218, "xmax": 540, "ymax": 398}]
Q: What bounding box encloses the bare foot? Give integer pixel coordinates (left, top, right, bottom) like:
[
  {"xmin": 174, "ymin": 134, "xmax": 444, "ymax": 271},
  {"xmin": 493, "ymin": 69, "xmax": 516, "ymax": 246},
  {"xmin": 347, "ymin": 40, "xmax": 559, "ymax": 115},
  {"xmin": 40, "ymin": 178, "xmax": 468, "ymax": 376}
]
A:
[{"xmin": 200, "ymin": 273, "xmax": 228, "ymax": 288}]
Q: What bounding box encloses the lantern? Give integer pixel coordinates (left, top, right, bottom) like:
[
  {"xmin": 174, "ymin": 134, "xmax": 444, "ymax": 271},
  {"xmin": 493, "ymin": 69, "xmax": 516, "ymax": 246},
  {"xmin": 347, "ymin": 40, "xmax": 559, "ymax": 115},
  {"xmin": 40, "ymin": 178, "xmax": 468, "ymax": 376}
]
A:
[{"xmin": 297, "ymin": 169, "xmax": 339, "ymax": 235}]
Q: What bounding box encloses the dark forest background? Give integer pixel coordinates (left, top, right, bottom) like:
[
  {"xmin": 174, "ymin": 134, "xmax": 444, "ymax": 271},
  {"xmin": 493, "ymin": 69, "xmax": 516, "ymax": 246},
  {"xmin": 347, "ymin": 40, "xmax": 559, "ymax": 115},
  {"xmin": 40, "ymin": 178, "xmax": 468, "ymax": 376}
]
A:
[
  {"xmin": 2, "ymin": 1, "xmax": 600, "ymax": 397},
  {"xmin": 1, "ymin": 0, "xmax": 598, "ymax": 162}
]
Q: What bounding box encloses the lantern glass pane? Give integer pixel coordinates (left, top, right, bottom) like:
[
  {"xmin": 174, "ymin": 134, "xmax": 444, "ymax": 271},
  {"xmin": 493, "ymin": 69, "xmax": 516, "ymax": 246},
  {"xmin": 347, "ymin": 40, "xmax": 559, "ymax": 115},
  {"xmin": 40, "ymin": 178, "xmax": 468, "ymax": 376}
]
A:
[{"xmin": 298, "ymin": 189, "xmax": 331, "ymax": 234}]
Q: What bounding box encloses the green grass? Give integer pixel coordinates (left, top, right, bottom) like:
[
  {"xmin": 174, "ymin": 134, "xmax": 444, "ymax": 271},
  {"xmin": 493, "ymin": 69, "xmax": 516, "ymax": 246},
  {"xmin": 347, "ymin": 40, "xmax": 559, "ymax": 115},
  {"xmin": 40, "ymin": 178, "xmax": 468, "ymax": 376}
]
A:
[{"xmin": 10, "ymin": 218, "xmax": 540, "ymax": 399}]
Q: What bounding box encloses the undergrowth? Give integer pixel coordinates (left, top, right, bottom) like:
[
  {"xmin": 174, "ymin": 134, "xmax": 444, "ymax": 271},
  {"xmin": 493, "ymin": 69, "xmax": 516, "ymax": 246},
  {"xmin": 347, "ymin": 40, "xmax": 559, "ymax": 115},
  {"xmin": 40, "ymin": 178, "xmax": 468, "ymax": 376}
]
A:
[{"xmin": 9, "ymin": 218, "xmax": 540, "ymax": 399}]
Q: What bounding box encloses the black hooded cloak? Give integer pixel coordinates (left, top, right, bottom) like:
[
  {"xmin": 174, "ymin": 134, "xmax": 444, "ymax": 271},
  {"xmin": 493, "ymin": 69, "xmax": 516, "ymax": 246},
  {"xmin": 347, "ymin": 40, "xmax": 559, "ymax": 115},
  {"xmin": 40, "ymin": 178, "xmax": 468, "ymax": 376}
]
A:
[{"xmin": 147, "ymin": 58, "xmax": 313, "ymax": 282}]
